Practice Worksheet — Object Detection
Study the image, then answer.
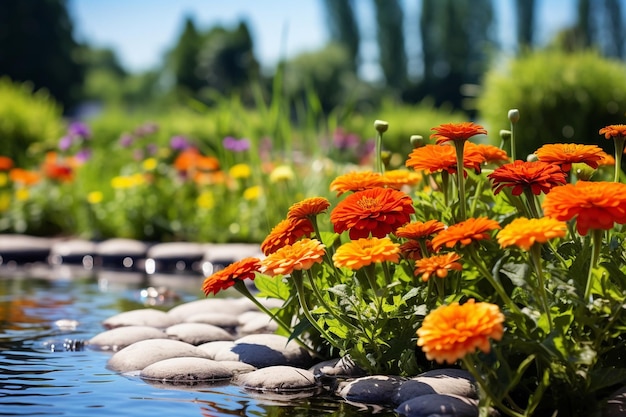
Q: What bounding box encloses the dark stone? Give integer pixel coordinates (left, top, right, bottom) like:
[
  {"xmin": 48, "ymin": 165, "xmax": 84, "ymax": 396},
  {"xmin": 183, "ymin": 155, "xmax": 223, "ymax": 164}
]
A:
[
  {"xmin": 395, "ymin": 393, "xmax": 483, "ymax": 417},
  {"xmin": 0, "ymin": 234, "xmax": 54, "ymax": 265},
  {"xmin": 337, "ymin": 375, "xmax": 408, "ymax": 405}
]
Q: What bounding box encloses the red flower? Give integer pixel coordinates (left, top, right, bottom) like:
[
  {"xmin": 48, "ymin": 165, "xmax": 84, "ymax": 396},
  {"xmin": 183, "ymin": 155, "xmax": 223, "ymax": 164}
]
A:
[
  {"xmin": 202, "ymin": 257, "xmax": 261, "ymax": 295},
  {"xmin": 487, "ymin": 160, "xmax": 567, "ymax": 196},
  {"xmin": 330, "ymin": 187, "xmax": 414, "ymax": 239}
]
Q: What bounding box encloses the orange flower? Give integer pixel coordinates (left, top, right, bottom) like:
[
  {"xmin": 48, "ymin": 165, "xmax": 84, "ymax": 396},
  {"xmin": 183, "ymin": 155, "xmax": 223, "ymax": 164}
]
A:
[
  {"xmin": 202, "ymin": 257, "xmax": 261, "ymax": 296},
  {"xmin": 260, "ymin": 238, "xmax": 326, "ymax": 276},
  {"xmin": 9, "ymin": 168, "xmax": 41, "ymax": 185},
  {"xmin": 382, "ymin": 169, "xmax": 422, "ymax": 189},
  {"xmin": 42, "ymin": 152, "xmax": 73, "ymax": 182},
  {"xmin": 542, "ymin": 181, "xmax": 626, "ymax": 235},
  {"xmin": 417, "ymin": 299, "xmax": 504, "ymax": 364},
  {"xmin": 400, "ymin": 240, "xmax": 432, "ymax": 260},
  {"xmin": 497, "ymin": 217, "xmax": 567, "ymax": 250},
  {"xmin": 395, "ymin": 220, "xmax": 446, "ymax": 240},
  {"xmin": 599, "ymin": 124, "xmax": 626, "ymax": 139},
  {"xmin": 487, "ymin": 160, "xmax": 567, "ymax": 196},
  {"xmin": 534, "ymin": 143, "xmax": 606, "ymax": 172},
  {"xmin": 431, "ymin": 217, "xmax": 501, "ymax": 251},
  {"xmin": 430, "ymin": 122, "xmax": 488, "ymax": 145},
  {"xmin": 329, "ymin": 171, "xmax": 385, "ymax": 196},
  {"xmin": 0, "ymin": 156, "xmax": 13, "ymax": 171},
  {"xmin": 333, "ymin": 237, "xmax": 400, "ymax": 270},
  {"xmin": 260, "ymin": 217, "xmax": 314, "ymax": 255},
  {"xmin": 598, "ymin": 151, "xmax": 615, "ymax": 166},
  {"xmin": 330, "ymin": 187, "xmax": 414, "ymax": 239},
  {"xmin": 470, "ymin": 143, "xmax": 509, "ymax": 164},
  {"xmin": 174, "ymin": 148, "xmax": 220, "ymax": 174},
  {"xmin": 287, "ymin": 197, "xmax": 330, "ymax": 220},
  {"xmin": 405, "ymin": 144, "xmax": 485, "ymax": 175},
  {"xmin": 414, "ymin": 252, "xmax": 463, "ymax": 282}
]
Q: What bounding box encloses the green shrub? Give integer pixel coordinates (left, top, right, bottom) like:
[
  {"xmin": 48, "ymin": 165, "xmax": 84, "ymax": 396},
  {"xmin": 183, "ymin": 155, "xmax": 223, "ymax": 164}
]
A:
[
  {"xmin": 477, "ymin": 50, "xmax": 626, "ymax": 159},
  {"xmin": 0, "ymin": 77, "xmax": 64, "ymax": 166}
]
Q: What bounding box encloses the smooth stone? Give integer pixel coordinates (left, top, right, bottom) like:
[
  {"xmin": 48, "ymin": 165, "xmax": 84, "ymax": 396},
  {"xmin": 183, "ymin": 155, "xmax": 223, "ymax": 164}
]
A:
[
  {"xmin": 145, "ymin": 242, "xmax": 207, "ymax": 273},
  {"xmin": 395, "ymin": 394, "xmax": 488, "ymax": 417},
  {"xmin": 197, "ymin": 341, "xmax": 237, "ymax": 359},
  {"xmin": 394, "ymin": 369, "xmax": 478, "ymax": 406},
  {"xmin": 237, "ymin": 313, "xmax": 279, "ymax": 335},
  {"xmin": 165, "ymin": 323, "xmax": 234, "ymax": 345},
  {"xmin": 168, "ymin": 298, "xmax": 256, "ymax": 321},
  {"xmin": 0, "ymin": 234, "xmax": 54, "ymax": 264},
  {"xmin": 604, "ymin": 386, "xmax": 626, "ymax": 417},
  {"xmin": 184, "ymin": 312, "xmax": 240, "ymax": 328},
  {"xmin": 337, "ymin": 375, "xmax": 408, "ymax": 405},
  {"xmin": 218, "ymin": 360, "xmax": 257, "ymax": 375},
  {"xmin": 139, "ymin": 357, "xmax": 233, "ymax": 384},
  {"xmin": 49, "ymin": 238, "xmax": 97, "ymax": 266},
  {"xmin": 214, "ymin": 334, "xmax": 313, "ymax": 368},
  {"xmin": 88, "ymin": 326, "xmax": 166, "ymax": 351},
  {"xmin": 234, "ymin": 365, "xmax": 317, "ymax": 392},
  {"xmin": 203, "ymin": 243, "xmax": 262, "ymax": 266},
  {"xmin": 107, "ymin": 338, "xmax": 210, "ymax": 372},
  {"xmin": 96, "ymin": 238, "xmax": 148, "ymax": 256},
  {"xmin": 102, "ymin": 308, "xmax": 180, "ymax": 329},
  {"xmin": 311, "ymin": 356, "xmax": 368, "ymax": 379}
]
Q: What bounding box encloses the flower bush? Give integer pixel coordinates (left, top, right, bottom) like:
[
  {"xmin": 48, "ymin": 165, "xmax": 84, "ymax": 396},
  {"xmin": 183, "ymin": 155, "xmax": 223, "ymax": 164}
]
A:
[{"xmin": 204, "ymin": 113, "xmax": 626, "ymax": 416}]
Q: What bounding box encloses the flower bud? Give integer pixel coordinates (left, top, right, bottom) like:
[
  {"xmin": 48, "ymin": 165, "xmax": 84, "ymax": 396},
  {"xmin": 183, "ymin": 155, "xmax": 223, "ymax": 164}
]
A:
[
  {"xmin": 381, "ymin": 151, "xmax": 392, "ymax": 168},
  {"xmin": 374, "ymin": 120, "xmax": 389, "ymax": 133},
  {"xmin": 508, "ymin": 109, "xmax": 520, "ymax": 124},
  {"xmin": 526, "ymin": 153, "xmax": 538, "ymax": 162},
  {"xmin": 410, "ymin": 135, "xmax": 424, "ymax": 148},
  {"xmin": 573, "ymin": 163, "xmax": 596, "ymax": 181},
  {"xmin": 499, "ymin": 130, "xmax": 511, "ymax": 141}
]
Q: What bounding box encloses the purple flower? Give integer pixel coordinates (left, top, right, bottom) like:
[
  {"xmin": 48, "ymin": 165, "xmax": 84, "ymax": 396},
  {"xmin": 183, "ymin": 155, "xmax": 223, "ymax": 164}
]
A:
[
  {"xmin": 146, "ymin": 143, "xmax": 158, "ymax": 156},
  {"xmin": 333, "ymin": 128, "xmax": 360, "ymax": 151},
  {"xmin": 170, "ymin": 135, "xmax": 190, "ymax": 150},
  {"xmin": 119, "ymin": 134, "xmax": 134, "ymax": 148},
  {"xmin": 68, "ymin": 121, "xmax": 91, "ymax": 139},
  {"xmin": 134, "ymin": 122, "xmax": 158, "ymax": 137},
  {"xmin": 223, "ymin": 136, "xmax": 250, "ymax": 152},
  {"xmin": 59, "ymin": 136, "xmax": 73, "ymax": 151},
  {"xmin": 75, "ymin": 148, "xmax": 92, "ymax": 163}
]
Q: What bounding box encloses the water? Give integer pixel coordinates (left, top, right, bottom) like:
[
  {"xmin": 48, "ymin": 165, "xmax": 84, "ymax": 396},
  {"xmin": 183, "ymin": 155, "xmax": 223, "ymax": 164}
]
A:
[{"xmin": 0, "ymin": 267, "xmax": 397, "ymax": 417}]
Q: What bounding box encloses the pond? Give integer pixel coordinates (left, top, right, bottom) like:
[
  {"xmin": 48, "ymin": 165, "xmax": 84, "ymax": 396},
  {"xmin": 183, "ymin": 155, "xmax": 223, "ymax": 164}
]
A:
[{"xmin": 0, "ymin": 266, "xmax": 398, "ymax": 417}]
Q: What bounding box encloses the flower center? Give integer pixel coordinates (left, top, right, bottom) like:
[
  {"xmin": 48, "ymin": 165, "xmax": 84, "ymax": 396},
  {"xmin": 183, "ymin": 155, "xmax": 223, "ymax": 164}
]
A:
[{"xmin": 357, "ymin": 196, "xmax": 380, "ymax": 210}]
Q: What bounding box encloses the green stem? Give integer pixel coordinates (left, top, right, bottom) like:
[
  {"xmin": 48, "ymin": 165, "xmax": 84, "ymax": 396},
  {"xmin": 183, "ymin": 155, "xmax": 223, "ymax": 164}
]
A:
[
  {"xmin": 530, "ymin": 244, "xmax": 552, "ymax": 331},
  {"xmin": 510, "ymin": 118, "xmax": 517, "ymax": 162},
  {"xmin": 440, "ymin": 170, "xmax": 450, "ymax": 208},
  {"xmin": 469, "ymin": 177, "xmax": 485, "ymax": 218},
  {"xmin": 523, "ymin": 189, "xmax": 541, "ymax": 219},
  {"xmin": 453, "ymin": 141, "xmax": 467, "ymax": 221},
  {"xmin": 305, "ymin": 268, "xmax": 359, "ymax": 332},
  {"xmin": 613, "ymin": 136, "xmax": 625, "ymax": 183},
  {"xmin": 584, "ymin": 229, "xmax": 603, "ymax": 301},
  {"xmin": 375, "ymin": 129, "xmax": 384, "ymax": 174}
]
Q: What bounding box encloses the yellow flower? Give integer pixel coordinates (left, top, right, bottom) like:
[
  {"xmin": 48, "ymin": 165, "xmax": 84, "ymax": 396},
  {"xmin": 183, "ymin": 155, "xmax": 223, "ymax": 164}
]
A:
[
  {"xmin": 269, "ymin": 165, "xmax": 295, "ymax": 182},
  {"xmin": 142, "ymin": 158, "xmax": 158, "ymax": 171},
  {"xmin": 87, "ymin": 191, "xmax": 103, "ymax": 205},
  {"xmin": 229, "ymin": 163, "xmax": 252, "ymax": 179},
  {"xmin": 111, "ymin": 174, "xmax": 145, "ymax": 189},
  {"xmin": 0, "ymin": 191, "xmax": 10, "ymax": 211},
  {"xmin": 0, "ymin": 172, "xmax": 7, "ymax": 187},
  {"xmin": 197, "ymin": 190, "xmax": 215, "ymax": 209},
  {"xmin": 497, "ymin": 217, "xmax": 567, "ymax": 250},
  {"xmin": 243, "ymin": 185, "xmax": 262, "ymax": 201},
  {"xmin": 16, "ymin": 188, "xmax": 29, "ymax": 201}
]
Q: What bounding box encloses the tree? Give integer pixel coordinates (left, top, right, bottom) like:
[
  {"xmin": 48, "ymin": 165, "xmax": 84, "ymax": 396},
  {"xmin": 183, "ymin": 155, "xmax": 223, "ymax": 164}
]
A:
[
  {"xmin": 515, "ymin": 0, "xmax": 536, "ymax": 50},
  {"xmin": 373, "ymin": 0, "xmax": 408, "ymax": 91},
  {"xmin": 321, "ymin": 0, "xmax": 360, "ymax": 72},
  {"xmin": 170, "ymin": 16, "xmax": 204, "ymax": 94},
  {"xmin": 0, "ymin": 0, "xmax": 85, "ymax": 111}
]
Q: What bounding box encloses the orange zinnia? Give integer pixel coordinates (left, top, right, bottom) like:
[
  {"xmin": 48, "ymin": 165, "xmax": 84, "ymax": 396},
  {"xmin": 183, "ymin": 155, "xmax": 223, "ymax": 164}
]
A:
[
  {"xmin": 333, "ymin": 237, "xmax": 400, "ymax": 270},
  {"xmin": 542, "ymin": 181, "xmax": 626, "ymax": 235},
  {"xmin": 431, "ymin": 217, "xmax": 501, "ymax": 251},
  {"xmin": 599, "ymin": 124, "xmax": 626, "ymax": 139},
  {"xmin": 260, "ymin": 238, "xmax": 326, "ymax": 276},
  {"xmin": 430, "ymin": 122, "xmax": 487, "ymax": 145},
  {"xmin": 287, "ymin": 197, "xmax": 331, "ymax": 220},
  {"xmin": 470, "ymin": 143, "xmax": 509, "ymax": 164},
  {"xmin": 405, "ymin": 144, "xmax": 485, "ymax": 175},
  {"xmin": 414, "ymin": 252, "xmax": 463, "ymax": 282},
  {"xmin": 330, "ymin": 187, "xmax": 414, "ymax": 239},
  {"xmin": 487, "ymin": 160, "xmax": 567, "ymax": 196},
  {"xmin": 417, "ymin": 299, "xmax": 504, "ymax": 364},
  {"xmin": 0, "ymin": 156, "xmax": 13, "ymax": 171},
  {"xmin": 9, "ymin": 168, "xmax": 41, "ymax": 186},
  {"xmin": 260, "ymin": 217, "xmax": 314, "ymax": 255},
  {"xmin": 202, "ymin": 257, "xmax": 261, "ymax": 296},
  {"xmin": 382, "ymin": 170, "xmax": 422, "ymax": 189},
  {"xmin": 534, "ymin": 143, "xmax": 606, "ymax": 172},
  {"xmin": 400, "ymin": 240, "xmax": 427, "ymax": 260},
  {"xmin": 329, "ymin": 171, "xmax": 385, "ymax": 196},
  {"xmin": 497, "ymin": 217, "xmax": 567, "ymax": 250},
  {"xmin": 395, "ymin": 220, "xmax": 446, "ymax": 240}
]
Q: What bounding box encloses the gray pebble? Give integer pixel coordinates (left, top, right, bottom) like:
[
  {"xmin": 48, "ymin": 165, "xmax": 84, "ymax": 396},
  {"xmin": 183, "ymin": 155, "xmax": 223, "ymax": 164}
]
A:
[
  {"xmin": 234, "ymin": 365, "xmax": 317, "ymax": 392},
  {"xmin": 395, "ymin": 393, "xmax": 488, "ymax": 417},
  {"xmin": 394, "ymin": 369, "xmax": 478, "ymax": 406},
  {"xmin": 140, "ymin": 357, "xmax": 232, "ymax": 384},
  {"xmin": 213, "ymin": 334, "xmax": 313, "ymax": 368},
  {"xmin": 107, "ymin": 338, "xmax": 210, "ymax": 372},
  {"xmin": 337, "ymin": 375, "xmax": 407, "ymax": 405},
  {"xmin": 88, "ymin": 326, "xmax": 166, "ymax": 351},
  {"xmin": 168, "ymin": 298, "xmax": 256, "ymax": 321},
  {"xmin": 197, "ymin": 341, "xmax": 236, "ymax": 359},
  {"xmin": 184, "ymin": 312, "xmax": 240, "ymax": 328},
  {"xmin": 103, "ymin": 308, "xmax": 180, "ymax": 329},
  {"xmin": 165, "ymin": 322, "xmax": 235, "ymax": 345},
  {"xmin": 604, "ymin": 386, "xmax": 626, "ymax": 417}
]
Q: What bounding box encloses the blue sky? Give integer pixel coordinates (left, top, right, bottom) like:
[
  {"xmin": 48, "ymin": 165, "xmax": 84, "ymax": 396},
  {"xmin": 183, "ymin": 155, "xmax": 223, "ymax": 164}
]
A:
[{"xmin": 68, "ymin": 0, "xmax": 576, "ymax": 78}]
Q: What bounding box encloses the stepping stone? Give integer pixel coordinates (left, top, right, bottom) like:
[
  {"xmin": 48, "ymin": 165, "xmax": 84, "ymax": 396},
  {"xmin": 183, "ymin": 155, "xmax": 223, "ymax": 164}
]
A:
[
  {"xmin": 0, "ymin": 234, "xmax": 54, "ymax": 265},
  {"xmin": 393, "ymin": 369, "xmax": 477, "ymax": 406},
  {"xmin": 202, "ymin": 243, "xmax": 262, "ymax": 269},
  {"xmin": 88, "ymin": 326, "xmax": 166, "ymax": 351},
  {"xmin": 395, "ymin": 393, "xmax": 488, "ymax": 417},
  {"xmin": 311, "ymin": 355, "xmax": 368, "ymax": 379},
  {"xmin": 213, "ymin": 334, "xmax": 313, "ymax": 368},
  {"xmin": 103, "ymin": 308, "xmax": 180, "ymax": 330},
  {"xmin": 139, "ymin": 357, "xmax": 233, "ymax": 384},
  {"xmin": 165, "ymin": 323, "xmax": 234, "ymax": 345},
  {"xmin": 107, "ymin": 338, "xmax": 210, "ymax": 372},
  {"xmin": 49, "ymin": 238, "xmax": 97, "ymax": 267},
  {"xmin": 197, "ymin": 341, "xmax": 236, "ymax": 359},
  {"xmin": 604, "ymin": 386, "xmax": 626, "ymax": 417},
  {"xmin": 168, "ymin": 298, "xmax": 256, "ymax": 321},
  {"xmin": 218, "ymin": 360, "xmax": 257, "ymax": 376},
  {"xmin": 185, "ymin": 312, "xmax": 240, "ymax": 329},
  {"xmin": 337, "ymin": 375, "xmax": 407, "ymax": 405},
  {"xmin": 95, "ymin": 238, "xmax": 148, "ymax": 270},
  {"xmin": 145, "ymin": 242, "xmax": 207, "ymax": 274},
  {"xmin": 234, "ymin": 365, "xmax": 317, "ymax": 392},
  {"xmin": 237, "ymin": 312, "xmax": 279, "ymax": 335}
]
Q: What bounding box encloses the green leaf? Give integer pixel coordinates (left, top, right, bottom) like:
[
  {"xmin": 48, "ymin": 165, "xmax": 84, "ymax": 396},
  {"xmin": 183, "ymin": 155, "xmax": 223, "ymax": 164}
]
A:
[
  {"xmin": 589, "ymin": 367, "xmax": 626, "ymax": 392},
  {"xmin": 498, "ymin": 261, "xmax": 530, "ymax": 287},
  {"xmin": 254, "ymin": 274, "xmax": 290, "ymax": 300}
]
